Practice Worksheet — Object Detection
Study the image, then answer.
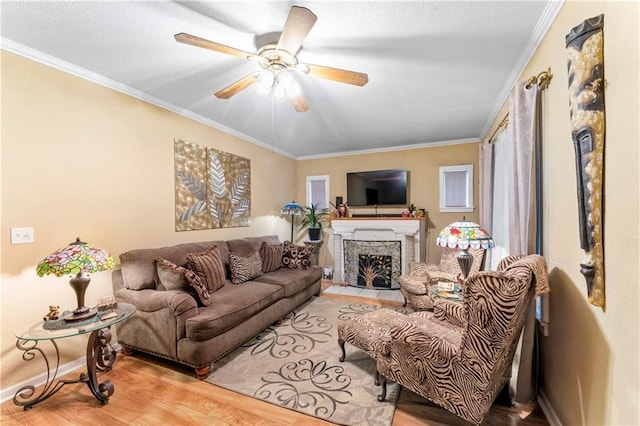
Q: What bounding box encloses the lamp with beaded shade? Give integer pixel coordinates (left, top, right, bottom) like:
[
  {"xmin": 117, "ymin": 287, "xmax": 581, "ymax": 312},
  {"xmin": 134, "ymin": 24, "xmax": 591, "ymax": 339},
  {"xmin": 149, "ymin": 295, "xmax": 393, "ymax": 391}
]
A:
[{"xmin": 436, "ymin": 220, "xmax": 494, "ymax": 279}]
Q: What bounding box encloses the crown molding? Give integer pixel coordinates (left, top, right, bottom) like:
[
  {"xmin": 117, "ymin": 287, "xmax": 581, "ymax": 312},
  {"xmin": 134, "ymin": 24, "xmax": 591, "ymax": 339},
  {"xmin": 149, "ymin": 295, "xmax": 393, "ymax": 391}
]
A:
[{"xmin": 296, "ymin": 138, "xmax": 480, "ymax": 161}]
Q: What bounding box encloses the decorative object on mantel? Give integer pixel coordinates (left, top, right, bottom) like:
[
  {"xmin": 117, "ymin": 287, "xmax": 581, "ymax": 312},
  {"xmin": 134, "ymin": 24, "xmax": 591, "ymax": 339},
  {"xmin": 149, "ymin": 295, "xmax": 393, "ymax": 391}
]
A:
[
  {"xmin": 301, "ymin": 203, "xmax": 329, "ymax": 241},
  {"xmin": 175, "ymin": 139, "xmax": 251, "ymax": 231},
  {"xmin": 280, "ymin": 200, "xmax": 305, "ymax": 242},
  {"xmin": 36, "ymin": 238, "xmax": 115, "ymax": 322},
  {"xmin": 566, "ymin": 14, "xmax": 606, "ymax": 309},
  {"xmin": 436, "ymin": 219, "xmax": 494, "ymax": 279}
]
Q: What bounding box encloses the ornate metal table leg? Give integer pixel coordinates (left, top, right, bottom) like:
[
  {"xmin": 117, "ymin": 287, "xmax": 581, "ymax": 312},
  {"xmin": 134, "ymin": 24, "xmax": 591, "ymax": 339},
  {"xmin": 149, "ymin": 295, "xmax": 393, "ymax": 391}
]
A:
[
  {"xmin": 83, "ymin": 327, "xmax": 115, "ymax": 404},
  {"xmin": 13, "ymin": 339, "xmax": 83, "ymax": 410}
]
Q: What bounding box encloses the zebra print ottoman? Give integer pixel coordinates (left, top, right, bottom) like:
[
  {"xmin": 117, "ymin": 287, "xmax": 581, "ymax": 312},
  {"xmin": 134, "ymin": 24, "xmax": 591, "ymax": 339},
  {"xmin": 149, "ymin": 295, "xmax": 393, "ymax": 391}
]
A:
[{"xmin": 337, "ymin": 308, "xmax": 408, "ymax": 364}]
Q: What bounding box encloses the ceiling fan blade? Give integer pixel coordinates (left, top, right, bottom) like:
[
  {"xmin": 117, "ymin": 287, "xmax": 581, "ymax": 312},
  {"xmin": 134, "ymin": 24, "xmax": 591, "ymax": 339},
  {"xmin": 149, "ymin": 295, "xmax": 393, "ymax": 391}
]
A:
[
  {"xmin": 277, "ymin": 6, "xmax": 317, "ymax": 55},
  {"xmin": 174, "ymin": 32, "xmax": 254, "ymax": 59},
  {"xmin": 215, "ymin": 73, "xmax": 259, "ymax": 99},
  {"xmin": 303, "ymin": 64, "xmax": 369, "ymax": 87},
  {"xmin": 289, "ymin": 92, "xmax": 309, "ymax": 113}
]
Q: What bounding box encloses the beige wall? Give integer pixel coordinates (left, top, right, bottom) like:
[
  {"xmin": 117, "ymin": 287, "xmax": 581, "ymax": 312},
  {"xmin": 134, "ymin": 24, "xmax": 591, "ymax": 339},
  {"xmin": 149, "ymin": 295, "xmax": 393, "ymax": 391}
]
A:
[
  {"xmin": 296, "ymin": 143, "xmax": 480, "ymax": 267},
  {"xmin": 485, "ymin": 1, "xmax": 639, "ymax": 424},
  {"xmin": 0, "ymin": 51, "xmax": 297, "ymax": 388}
]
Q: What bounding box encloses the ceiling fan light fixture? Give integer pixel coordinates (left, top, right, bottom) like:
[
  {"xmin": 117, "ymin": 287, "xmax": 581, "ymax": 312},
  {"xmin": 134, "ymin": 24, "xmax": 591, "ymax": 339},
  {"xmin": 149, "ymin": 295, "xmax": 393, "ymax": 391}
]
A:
[
  {"xmin": 278, "ymin": 71, "xmax": 299, "ymax": 95},
  {"xmin": 273, "ymin": 83, "xmax": 287, "ymax": 100},
  {"xmin": 256, "ymin": 70, "xmax": 275, "ymax": 93},
  {"xmin": 295, "ymin": 64, "xmax": 310, "ymax": 74}
]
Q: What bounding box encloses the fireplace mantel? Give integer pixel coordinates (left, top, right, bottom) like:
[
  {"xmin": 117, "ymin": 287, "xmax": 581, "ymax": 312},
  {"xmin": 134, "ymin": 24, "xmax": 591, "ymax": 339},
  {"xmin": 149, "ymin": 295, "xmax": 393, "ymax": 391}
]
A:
[{"xmin": 330, "ymin": 218, "xmax": 426, "ymax": 288}]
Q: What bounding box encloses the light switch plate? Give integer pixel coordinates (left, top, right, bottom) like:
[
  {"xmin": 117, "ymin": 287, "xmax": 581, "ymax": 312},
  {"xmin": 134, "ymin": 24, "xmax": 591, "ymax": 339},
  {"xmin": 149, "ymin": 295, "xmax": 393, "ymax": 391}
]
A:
[{"xmin": 11, "ymin": 227, "xmax": 34, "ymax": 244}]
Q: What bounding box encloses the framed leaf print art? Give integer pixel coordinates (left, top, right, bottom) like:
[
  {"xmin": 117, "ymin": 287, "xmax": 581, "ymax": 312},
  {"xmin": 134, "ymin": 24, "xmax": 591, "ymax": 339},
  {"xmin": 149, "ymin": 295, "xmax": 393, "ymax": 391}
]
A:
[{"xmin": 174, "ymin": 139, "xmax": 251, "ymax": 231}]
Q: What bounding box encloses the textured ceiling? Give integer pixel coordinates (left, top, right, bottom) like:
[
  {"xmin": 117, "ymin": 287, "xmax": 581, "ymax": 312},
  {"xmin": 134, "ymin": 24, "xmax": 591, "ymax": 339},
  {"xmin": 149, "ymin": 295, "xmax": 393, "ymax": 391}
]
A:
[{"xmin": 1, "ymin": 1, "xmax": 560, "ymax": 158}]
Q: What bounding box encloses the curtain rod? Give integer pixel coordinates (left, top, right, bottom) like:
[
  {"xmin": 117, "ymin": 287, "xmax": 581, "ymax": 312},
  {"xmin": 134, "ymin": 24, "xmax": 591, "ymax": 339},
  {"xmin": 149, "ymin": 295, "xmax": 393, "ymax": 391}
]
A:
[
  {"xmin": 526, "ymin": 67, "xmax": 553, "ymax": 90},
  {"xmin": 488, "ymin": 67, "xmax": 553, "ymax": 143}
]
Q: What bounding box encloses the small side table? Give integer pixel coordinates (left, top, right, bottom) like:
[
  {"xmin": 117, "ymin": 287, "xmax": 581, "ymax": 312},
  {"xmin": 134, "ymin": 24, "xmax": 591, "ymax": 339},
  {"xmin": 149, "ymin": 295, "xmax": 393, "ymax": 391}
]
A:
[
  {"xmin": 430, "ymin": 285, "xmax": 463, "ymax": 304},
  {"xmin": 13, "ymin": 302, "xmax": 136, "ymax": 410},
  {"xmin": 303, "ymin": 239, "xmax": 323, "ymax": 266}
]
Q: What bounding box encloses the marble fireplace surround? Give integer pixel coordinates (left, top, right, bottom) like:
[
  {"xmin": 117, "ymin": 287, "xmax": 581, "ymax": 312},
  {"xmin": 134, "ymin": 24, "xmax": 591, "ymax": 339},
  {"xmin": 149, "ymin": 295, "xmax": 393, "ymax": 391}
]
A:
[{"xmin": 330, "ymin": 218, "xmax": 426, "ymax": 289}]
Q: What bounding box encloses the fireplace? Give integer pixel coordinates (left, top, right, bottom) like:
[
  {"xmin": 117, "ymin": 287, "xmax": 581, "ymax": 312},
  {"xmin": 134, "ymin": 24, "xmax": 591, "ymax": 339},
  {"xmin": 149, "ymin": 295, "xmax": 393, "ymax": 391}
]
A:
[
  {"xmin": 331, "ymin": 218, "xmax": 426, "ymax": 290},
  {"xmin": 344, "ymin": 240, "xmax": 401, "ymax": 289}
]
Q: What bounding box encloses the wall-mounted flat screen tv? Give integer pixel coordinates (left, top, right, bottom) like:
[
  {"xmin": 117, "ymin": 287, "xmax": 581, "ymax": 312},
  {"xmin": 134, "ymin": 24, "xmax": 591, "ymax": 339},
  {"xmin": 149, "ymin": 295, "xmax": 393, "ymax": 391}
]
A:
[{"xmin": 346, "ymin": 168, "xmax": 408, "ymax": 207}]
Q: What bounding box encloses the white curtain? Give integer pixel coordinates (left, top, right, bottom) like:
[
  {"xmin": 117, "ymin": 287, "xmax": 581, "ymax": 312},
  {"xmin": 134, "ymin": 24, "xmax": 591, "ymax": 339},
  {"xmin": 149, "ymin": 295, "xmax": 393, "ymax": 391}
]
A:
[
  {"xmin": 507, "ymin": 81, "xmax": 539, "ymax": 404},
  {"xmin": 507, "ymin": 82, "xmax": 538, "ymax": 254},
  {"xmin": 489, "ymin": 128, "xmax": 511, "ymax": 270},
  {"xmin": 478, "ymin": 140, "xmax": 494, "ymax": 232}
]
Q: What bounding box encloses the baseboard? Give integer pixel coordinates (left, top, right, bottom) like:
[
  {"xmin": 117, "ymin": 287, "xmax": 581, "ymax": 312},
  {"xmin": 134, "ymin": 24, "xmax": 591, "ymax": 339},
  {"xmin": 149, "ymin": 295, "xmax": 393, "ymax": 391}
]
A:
[
  {"xmin": 538, "ymin": 388, "xmax": 562, "ymax": 426},
  {"xmin": 1, "ymin": 343, "xmax": 122, "ymax": 405}
]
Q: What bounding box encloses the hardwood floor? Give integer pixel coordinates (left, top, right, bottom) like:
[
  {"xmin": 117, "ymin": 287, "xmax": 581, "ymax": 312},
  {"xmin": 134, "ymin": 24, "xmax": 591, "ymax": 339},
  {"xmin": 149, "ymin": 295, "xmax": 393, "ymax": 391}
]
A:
[{"xmin": 1, "ymin": 285, "xmax": 549, "ymax": 426}]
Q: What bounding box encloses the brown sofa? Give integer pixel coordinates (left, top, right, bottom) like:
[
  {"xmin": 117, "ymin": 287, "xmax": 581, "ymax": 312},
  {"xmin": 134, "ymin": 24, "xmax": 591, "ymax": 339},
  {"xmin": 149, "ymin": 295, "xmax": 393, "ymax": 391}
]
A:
[{"xmin": 111, "ymin": 235, "xmax": 321, "ymax": 379}]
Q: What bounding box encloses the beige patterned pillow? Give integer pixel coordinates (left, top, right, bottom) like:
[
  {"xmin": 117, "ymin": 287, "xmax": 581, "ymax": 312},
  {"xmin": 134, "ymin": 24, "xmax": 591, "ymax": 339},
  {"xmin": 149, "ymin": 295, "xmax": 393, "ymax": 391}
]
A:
[
  {"xmin": 260, "ymin": 241, "xmax": 283, "ymax": 273},
  {"xmin": 281, "ymin": 242, "xmax": 315, "ymax": 270},
  {"xmin": 155, "ymin": 257, "xmax": 212, "ymax": 306},
  {"xmin": 228, "ymin": 251, "xmax": 263, "ymax": 284},
  {"xmin": 184, "ymin": 245, "xmax": 226, "ymax": 294}
]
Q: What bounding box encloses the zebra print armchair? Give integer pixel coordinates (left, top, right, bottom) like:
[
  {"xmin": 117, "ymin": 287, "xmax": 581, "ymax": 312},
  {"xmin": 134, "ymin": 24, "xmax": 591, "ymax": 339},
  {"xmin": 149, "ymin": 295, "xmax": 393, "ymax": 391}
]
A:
[
  {"xmin": 398, "ymin": 247, "xmax": 485, "ymax": 310},
  {"xmin": 376, "ymin": 254, "xmax": 549, "ymax": 425}
]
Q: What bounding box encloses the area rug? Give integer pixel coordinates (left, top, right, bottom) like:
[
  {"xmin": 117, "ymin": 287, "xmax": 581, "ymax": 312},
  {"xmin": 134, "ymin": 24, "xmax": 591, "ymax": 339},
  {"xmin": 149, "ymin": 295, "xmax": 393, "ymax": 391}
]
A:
[{"xmin": 206, "ymin": 297, "xmax": 412, "ymax": 426}]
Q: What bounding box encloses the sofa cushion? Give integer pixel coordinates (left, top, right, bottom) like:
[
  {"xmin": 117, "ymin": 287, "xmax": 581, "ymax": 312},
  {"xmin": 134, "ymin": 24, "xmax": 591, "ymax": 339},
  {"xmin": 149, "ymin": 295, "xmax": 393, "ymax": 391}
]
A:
[
  {"xmin": 120, "ymin": 241, "xmax": 229, "ymax": 290},
  {"xmin": 185, "ymin": 281, "xmax": 284, "ymax": 341},
  {"xmin": 228, "ymin": 251, "xmax": 263, "ymax": 284},
  {"xmin": 260, "ymin": 241, "xmax": 283, "ymax": 273},
  {"xmin": 185, "ymin": 245, "xmax": 226, "ymax": 294},
  {"xmin": 255, "ymin": 266, "xmax": 322, "ymax": 297},
  {"xmin": 281, "ymin": 242, "xmax": 315, "ymax": 269},
  {"xmin": 227, "ymin": 235, "xmax": 281, "ymax": 257}
]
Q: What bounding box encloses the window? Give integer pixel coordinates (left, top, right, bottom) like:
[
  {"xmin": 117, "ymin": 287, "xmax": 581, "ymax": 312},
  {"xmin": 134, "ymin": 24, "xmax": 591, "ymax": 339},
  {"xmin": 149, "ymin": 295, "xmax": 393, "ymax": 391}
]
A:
[
  {"xmin": 306, "ymin": 175, "xmax": 329, "ymax": 209},
  {"xmin": 439, "ymin": 165, "xmax": 474, "ymax": 212}
]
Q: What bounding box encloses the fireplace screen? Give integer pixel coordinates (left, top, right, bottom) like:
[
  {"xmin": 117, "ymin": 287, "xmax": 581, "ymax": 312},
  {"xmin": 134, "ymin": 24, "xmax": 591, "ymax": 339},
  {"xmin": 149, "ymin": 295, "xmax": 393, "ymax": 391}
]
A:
[
  {"xmin": 358, "ymin": 254, "xmax": 392, "ymax": 289},
  {"xmin": 343, "ymin": 240, "xmax": 401, "ymax": 289}
]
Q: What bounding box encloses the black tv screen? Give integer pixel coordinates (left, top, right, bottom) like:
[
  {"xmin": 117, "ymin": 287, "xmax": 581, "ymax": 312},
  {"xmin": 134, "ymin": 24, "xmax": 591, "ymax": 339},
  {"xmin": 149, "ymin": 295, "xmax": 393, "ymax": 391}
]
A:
[{"xmin": 346, "ymin": 168, "xmax": 408, "ymax": 207}]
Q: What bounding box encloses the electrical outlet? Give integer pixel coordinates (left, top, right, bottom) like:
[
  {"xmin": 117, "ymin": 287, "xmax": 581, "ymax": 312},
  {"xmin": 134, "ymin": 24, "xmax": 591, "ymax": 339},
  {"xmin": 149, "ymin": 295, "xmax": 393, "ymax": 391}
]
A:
[{"xmin": 11, "ymin": 227, "xmax": 34, "ymax": 244}]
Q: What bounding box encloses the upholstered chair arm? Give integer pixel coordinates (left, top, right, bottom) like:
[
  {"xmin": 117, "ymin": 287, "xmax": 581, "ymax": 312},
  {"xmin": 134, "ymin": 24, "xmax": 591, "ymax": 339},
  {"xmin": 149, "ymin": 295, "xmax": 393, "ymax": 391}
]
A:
[
  {"xmin": 398, "ymin": 275, "xmax": 430, "ymax": 295},
  {"xmin": 388, "ymin": 319, "xmax": 461, "ymax": 361},
  {"xmin": 433, "ymin": 298, "xmax": 465, "ymax": 327},
  {"xmin": 115, "ymin": 288, "xmax": 198, "ymax": 341},
  {"xmin": 426, "ymin": 270, "xmax": 460, "ymax": 282}
]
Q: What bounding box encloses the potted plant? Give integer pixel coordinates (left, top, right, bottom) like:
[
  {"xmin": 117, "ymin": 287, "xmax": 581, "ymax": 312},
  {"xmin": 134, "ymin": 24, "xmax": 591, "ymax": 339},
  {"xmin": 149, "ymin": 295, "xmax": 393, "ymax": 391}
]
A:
[{"xmin": 301, "ymin": 203, "xmax": 330, "ymax": 241}]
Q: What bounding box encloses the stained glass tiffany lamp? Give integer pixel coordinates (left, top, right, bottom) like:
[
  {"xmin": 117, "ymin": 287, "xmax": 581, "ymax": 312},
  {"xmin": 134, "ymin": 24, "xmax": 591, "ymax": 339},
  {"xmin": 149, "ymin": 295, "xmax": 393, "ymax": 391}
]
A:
[
  {"xmin": 280, "ymin": 201, "xmax": 305, "ymax": 242},
  {"xmin": 37, "ymin": 238, "xmax": 115, "ymax": 322},
  {"xmin": 436, "ymin": 220, "xmax": 494, "ymax": 279}
]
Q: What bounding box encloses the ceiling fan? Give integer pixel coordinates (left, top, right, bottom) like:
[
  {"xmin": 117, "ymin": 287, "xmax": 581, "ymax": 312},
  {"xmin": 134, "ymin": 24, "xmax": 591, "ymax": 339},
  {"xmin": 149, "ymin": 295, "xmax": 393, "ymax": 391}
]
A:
[{"xmin": 174, "ymin": 6, "xmax": 369, "ymax": 112}]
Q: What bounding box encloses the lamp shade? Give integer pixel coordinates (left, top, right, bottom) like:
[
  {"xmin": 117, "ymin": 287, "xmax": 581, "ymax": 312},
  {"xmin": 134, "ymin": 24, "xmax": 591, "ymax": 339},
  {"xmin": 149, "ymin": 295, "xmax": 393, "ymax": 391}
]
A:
[
  {"xmin": 436, "ymin": 220, "xmax": 495, "ymax": 250},
  {"xmin": 280, "ymin": 201, "xmax": 305, "ymax": 216},
  {"xmin": 37, "ymin": 238, "xmax": 115, "ymax": 278}
]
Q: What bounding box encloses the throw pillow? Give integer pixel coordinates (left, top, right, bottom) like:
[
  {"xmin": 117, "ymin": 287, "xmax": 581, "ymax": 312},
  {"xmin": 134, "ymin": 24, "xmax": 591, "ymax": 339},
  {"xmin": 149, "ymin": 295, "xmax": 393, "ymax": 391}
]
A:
[
  {"xmin": 259, "ymin": 241, "xmax": 283, "ymax": 273},
  {"xmin": 155, "ymin": 257, "xmax": 189, "ymax": 291},
  {"xmin": 184, "ymin": 245, "xmax": 226, "ymax": 294},
  {"xmin": 183, "ymin": 270, "xmax": 213, "ymax": 306},
  {"xmin": 228, "ymin": 251, "xmax": 263, "ymax": 284},
  {"xmin": 281, "ymin": 241, "xmax": 315, "ymax": 270},
  {"xmin": 155, "ymin": 257, "xmax": 212, "ymax": 306}
]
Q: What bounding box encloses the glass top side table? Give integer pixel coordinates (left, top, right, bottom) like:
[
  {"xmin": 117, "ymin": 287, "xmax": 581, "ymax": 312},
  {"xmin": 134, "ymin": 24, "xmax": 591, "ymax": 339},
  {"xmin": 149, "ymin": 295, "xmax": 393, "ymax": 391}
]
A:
[{"xmin": 13, "ymin": 302, "xmax": 136, "ymax": 410}]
